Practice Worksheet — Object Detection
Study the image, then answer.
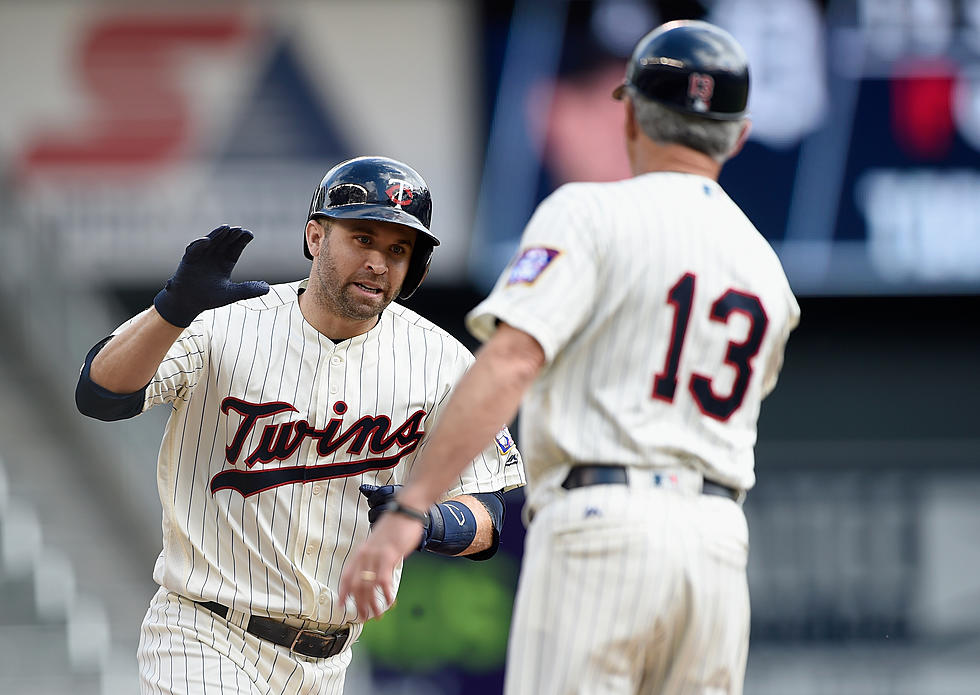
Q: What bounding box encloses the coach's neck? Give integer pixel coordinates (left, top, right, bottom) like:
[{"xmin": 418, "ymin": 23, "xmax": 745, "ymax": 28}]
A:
[
  {"xmin": 628, "ymin": 139, "xmax": 722, "ymax": 181},
  {"xmin": 624, "ymin": 99, "xmax": 723, "ymax": 181}
]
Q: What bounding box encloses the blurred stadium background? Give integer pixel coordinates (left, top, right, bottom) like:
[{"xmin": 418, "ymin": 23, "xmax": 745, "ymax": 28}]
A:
[{"xmin": 0, "ymin": 0, "xmax": 978, "ymax": 693}]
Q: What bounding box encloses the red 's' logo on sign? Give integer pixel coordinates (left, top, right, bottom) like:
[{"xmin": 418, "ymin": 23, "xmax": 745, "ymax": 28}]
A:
[{"xmin": 20, "ymin": 14, "xmax": 249, "ymax": 175}]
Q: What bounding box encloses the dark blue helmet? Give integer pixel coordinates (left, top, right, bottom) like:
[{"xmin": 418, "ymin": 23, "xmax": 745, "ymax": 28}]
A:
[
  {"xmin": 306, "ymin": 156, "xmax": 439, "ymax": 299},
  {"xmin": 612, "ymin": 20, "xmax": 749, "ymax": 121}
]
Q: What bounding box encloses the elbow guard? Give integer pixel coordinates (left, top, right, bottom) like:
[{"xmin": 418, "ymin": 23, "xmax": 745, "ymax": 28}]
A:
[
  {"xmin": 75, "ymin": 337, "xmax": 148, "ymax": 422},
  {"xmin": 423, "ymin": 500, "xmax": 478, "ymax": 557}
]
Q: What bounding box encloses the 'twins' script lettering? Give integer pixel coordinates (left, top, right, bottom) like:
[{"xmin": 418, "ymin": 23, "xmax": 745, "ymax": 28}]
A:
[{"xmin": 210, "ymin": 397, "xmax": 426, "ymax": 497}]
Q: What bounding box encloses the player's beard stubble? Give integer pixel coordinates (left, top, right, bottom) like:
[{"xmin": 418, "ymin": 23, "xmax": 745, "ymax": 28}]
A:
[{"xmin": 309, "ymin": 245, "xmax": 401, "ymax": 323}]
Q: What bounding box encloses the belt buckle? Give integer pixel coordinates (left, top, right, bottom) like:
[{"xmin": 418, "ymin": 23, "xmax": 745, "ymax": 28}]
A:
[
  {"xmin": 290, "ymin": 628, "xmax": 329, "ymax": 657},
  {"xmin": 291, "ymin": 626, "xmax": 349, "ymax": 659}
]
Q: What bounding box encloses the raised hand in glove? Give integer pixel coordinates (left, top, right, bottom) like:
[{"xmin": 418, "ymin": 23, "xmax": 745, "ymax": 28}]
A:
[{"xmin": 153, "ymin": 225, "xmax": 270, "ymax": 328}]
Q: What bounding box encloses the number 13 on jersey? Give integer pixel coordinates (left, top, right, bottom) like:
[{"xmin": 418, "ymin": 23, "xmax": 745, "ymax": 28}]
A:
[{"xmin": 652, "ymin": 272, "xmax": 768, "ymax": 421}]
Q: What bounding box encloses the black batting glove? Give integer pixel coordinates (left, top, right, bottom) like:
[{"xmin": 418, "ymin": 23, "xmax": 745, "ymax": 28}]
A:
[
  {"xmin": 153, "ymin": 225, "xmax": 270, "ymax": 328},
  {"xmin": 359, "ymin": 484, "xmax": 431, "ymax": 550}
]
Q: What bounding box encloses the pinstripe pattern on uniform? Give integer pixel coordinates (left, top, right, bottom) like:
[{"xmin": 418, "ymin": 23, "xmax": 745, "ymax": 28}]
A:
[
  {"xmin": 468, "ymin": 172, "xmax": 795, "ymax": 694},
  {"xmin": 503, "ymin": 485, "xmax": 749, "ymax": 695},
  {"xmin": 468, "ymin": 174, "xmax": 799, "ymax": 505},
  {"xmin": 139, "ymin": 587, "xmax": 358, "ymax": 694},
  {"xmin": 112, "ymin": 279, "xmax": 526, "ymax": 691}
]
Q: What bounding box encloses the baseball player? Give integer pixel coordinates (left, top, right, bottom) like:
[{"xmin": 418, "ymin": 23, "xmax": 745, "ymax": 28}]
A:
[
  {"xmin": 74, "ymin": 156, "xmax": 525, "ymax": 694},
  {"xmin": 341, "ymin": 21, "xmax": 800, "ymax": 695}
]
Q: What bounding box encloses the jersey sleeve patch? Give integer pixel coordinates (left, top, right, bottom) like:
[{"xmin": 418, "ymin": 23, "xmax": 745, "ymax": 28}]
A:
[
  {"xmin": 507, "ymin": 247, "xmax": 561, "ymax": 285},
  {"xmin": 494, "ymin": 427, "xmax": 515, "ymax": 455}
]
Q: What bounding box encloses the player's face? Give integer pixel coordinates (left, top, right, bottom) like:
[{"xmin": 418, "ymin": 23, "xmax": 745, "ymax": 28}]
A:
[{"xmin": 311, "ymin": 218, "xmax": 416, "ymax": 321}]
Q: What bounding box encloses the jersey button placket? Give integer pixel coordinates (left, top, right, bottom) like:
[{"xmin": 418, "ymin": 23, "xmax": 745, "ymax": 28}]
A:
[
  {"xmin": 297, "ymin": 345, "xmax": 332, "ymax": 583},
  {"xmin": 306, "ymin": 345, "xmax": 346, "ymax": 615},
  {"xmin": 328, "ymin": 352, "xmax": 343, "ymax": 396}
]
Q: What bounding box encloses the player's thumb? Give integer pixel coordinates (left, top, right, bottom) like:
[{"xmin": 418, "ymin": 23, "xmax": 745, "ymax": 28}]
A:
[{"xmin": 227, "ymin": 280, "xmax": 271, "ymax": 302}]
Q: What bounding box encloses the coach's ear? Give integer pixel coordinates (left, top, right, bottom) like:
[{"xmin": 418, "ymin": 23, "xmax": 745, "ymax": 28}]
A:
[
  {"xmin": 730, "ymin": 119, "xmax": 753, "ymax": 159},
  {"xmin": 623, "ymin": 95, "xmax": 640, "ymax": 142},
  {"xmin": 305, "ymin": 219, "xmax": 328, "ymax": 257}
]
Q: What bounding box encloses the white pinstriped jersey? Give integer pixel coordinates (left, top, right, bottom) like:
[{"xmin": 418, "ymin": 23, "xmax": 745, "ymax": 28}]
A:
[
  {"xmin": 468, "ymin": 173, "xmax": 798, "ymax": 514},
  {"xmin": 119, "ymin": 279, "xmax": 525, "ymax": 625}
]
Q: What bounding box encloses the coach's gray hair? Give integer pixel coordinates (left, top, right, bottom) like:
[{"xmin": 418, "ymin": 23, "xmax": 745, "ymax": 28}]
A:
[{"xmin": 628, "ymin": 87, "xmax": 745, "ymax": 162}]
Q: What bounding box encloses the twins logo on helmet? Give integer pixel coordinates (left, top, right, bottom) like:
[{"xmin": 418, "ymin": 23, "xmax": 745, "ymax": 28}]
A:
[
  {"xmin": 687, "ymin": 73, "xmax": 715, "ymax": 113},
  {"xmin": 386, "ymin": 178, "xmax": 414, "ymax": 206}
]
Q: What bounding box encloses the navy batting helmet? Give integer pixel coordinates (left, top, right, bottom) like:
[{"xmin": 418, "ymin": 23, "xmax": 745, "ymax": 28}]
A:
[
  {"xmin": 306, "ymin": 155, "xmax": 439, "ymax": 299},
  {"xmin": 612, "ymin": 20, "xmax": 749, "ymax": 120}
]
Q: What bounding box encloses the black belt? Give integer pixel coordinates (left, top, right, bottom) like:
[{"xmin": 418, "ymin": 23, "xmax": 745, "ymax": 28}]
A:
[
  {"xmin": 562, "ymin": 465, "xmax": 742, "ymax": 502},
  {"xmin": 196, "ymin": 601, "xmax": 350, "ymax": 659}
]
